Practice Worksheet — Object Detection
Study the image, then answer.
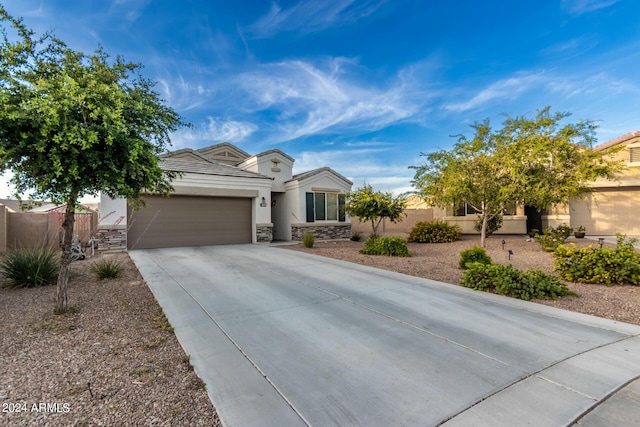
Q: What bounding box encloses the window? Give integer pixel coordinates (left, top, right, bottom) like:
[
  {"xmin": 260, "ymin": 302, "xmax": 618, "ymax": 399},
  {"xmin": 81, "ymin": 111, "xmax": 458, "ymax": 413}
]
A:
[
  {"xmin": 630, "ymin": 147, "xmax": 640, "ymax": 163},
  {"xmin": 306, "ymin": 192, "xmax": 345, "ymax": 222}
]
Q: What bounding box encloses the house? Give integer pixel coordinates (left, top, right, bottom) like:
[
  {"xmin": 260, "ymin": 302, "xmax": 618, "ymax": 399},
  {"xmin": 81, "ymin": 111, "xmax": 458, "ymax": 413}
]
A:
[
  {"xmin": 568, "ymin": 131, "xmax": 640, "ymax": 235},
  {"xmin": 98, "ymin": 142, "xmax": 352, "ymax": 251}
]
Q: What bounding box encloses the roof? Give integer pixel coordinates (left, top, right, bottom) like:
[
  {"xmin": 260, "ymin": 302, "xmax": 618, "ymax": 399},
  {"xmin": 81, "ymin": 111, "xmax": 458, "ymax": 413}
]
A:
[
  {"xmin": 290, "ymin": 167, "xmax": 353, "ymax": 185},
  {"xmin": 251, "ymin": 148, "xmax": 295, "ymax": 163},
  {"xmin": 594, "ymin": 131, "xmax": 640, "ymax": 152},
  {"xmin": 160, "ymin": 158, "xmax": 271, "ymax": 180},
  {"xmin": 0, "ymin": 198, "xmax": 63, "ymax": 212}
]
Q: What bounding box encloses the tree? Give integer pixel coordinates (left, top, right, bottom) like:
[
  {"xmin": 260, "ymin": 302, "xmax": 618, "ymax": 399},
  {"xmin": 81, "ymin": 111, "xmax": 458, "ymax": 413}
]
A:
[
  {"xmin": 344, "ymin": 184, "xmax": 406, "ymax": 237},
  {"xmin": 411, "ymin": 107, "xmax": 624, "ymax": 247},
  {"xmin": 0, "ymin": 8, "xmax": 186, "ymax": 313}
]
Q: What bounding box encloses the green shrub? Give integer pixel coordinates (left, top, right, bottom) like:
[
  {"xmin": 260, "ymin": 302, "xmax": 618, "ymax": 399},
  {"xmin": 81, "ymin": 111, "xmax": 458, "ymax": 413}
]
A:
[
  {"xmin": 535, "ymin": 226, "xmax": 567, "ymax": 252},
  {"xmin": 360, "ymin": 236, "xmax": 410, "ymax": 257},
  {"xmin": 1, "ymin": 246, "xmax": 60, "ymax": 288},
  {"xmin": 461, "ymin": 262, "xmax": 576, "ymax": 301},
  {"xmin": 90, "ymin": 258, "xmax": 122, "ymax": 280},
  {"xmin": 408, "ymin": 220, "xmax": 461, "ymax": 243},
  {"xmin": 473, "ymin": 214, "xmax": 503, "ymax": 237},
  {"xmin": 350, "ymin": 231, "xmax": 363, "ymax": 242},
  {"xmin": 553, "ymin": 235, "xmax": 640, "ymax": 285},
  {"xmin": 459, "ymin": 246, "xmax": 492, "ymax": 269},
  {"xmin": 556, "ymin": 223, "xmax": 573, "ymax": 239},
  {"xmin": 302, "ymin": 231, "xmax": 315, "ymax": 248}
]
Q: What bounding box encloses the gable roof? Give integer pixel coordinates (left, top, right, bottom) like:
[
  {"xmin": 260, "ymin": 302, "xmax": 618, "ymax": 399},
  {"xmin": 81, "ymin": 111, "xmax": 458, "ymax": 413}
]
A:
[
  {"xmin": 160, "ymin": 158, "xmax": 270, "ymax": 180},
  {"xmin": 252, "ymin": 148, "xmax": 295, "ymax": 163},
  {"xmin": 196, "ymin": 142, "xmax": 251, "ymax": 166},
  {"xmin": 161, "ymin": 149, "xmax": 214, "ymax": 163},
  {"xmin": 290, "ymin": 167, "xmax": 353, "ymax": 186},
  {"xmin": 0, "ymin": 198, "xmax": 63, "ymax": 212},
  {"xmin": 594, "ymin": 131, "xmax": 640, "ymax": 152}
]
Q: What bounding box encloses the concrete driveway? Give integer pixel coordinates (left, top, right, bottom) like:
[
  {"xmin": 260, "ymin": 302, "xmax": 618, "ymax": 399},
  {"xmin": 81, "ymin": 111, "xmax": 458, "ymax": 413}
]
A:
[{"xmin": 130, "ymin": 244, "xmax": 640, "ymax": 427}]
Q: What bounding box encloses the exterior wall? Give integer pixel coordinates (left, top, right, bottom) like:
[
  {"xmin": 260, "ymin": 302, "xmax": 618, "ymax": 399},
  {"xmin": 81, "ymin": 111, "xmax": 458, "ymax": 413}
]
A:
[
  {"xmin": 94, "ymin": 225, "xmax": 127, "ymax": 253},
  {"xmin": 442, "ymin": 215, "xmax": 527, "ymax": 234},
  {"xmin": 6, "ymin": 211, "xmax": 97, "ymax": 250},
  {"xmin": 100, "ymin": 196, "xmax": 127, "ymax": 226},
  {"xmin": 0, "ymin": 205, "xmax": 6, "ymax": 253},
  {"xmin": 291, "ymin": 223, "xmax": 352, "ymax": 240},
  {"xmin": 240, "ymin": 151, "xmax": 293, "ymax": 192},
  {"xmin": 256, "ymin": 223, "xmax": 273, "ymax": 243},
  {"xmin": 351, "ymin": 209, "xmax": 435, "ymax": 237},
  {"xmin": 285, "ymin": 171, "xmax": 352, "ymax": 241}
]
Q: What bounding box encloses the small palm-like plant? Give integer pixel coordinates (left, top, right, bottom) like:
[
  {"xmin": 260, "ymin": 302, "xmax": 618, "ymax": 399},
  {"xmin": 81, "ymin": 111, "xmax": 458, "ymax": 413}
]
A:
[
  {"xmin": 1, "ymin": 246, "xmax": 60, "ymax": 288},
  {"xmin": 90, "ymin": 258, "xmax": 122, "ymax": 280}
]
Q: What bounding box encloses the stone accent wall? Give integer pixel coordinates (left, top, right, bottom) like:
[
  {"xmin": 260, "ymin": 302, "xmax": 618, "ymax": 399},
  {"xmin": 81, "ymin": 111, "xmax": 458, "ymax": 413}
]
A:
[
  {"xmin": 256, "ymin": 223, "xmax": 273, "ymax": 243},
  {"xmin": 94, "ymin": 226, "xmax": 127, "ymax": 253},
  {"xmin": 291, "ymin": 223, "xmax": 352, "ymax": 241}
]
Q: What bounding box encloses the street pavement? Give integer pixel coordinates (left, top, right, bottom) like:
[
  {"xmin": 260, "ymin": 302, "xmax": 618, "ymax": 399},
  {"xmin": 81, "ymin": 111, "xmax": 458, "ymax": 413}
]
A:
[{"xmin": 130, "ymin": 244, "xmax": 640, "ymax": 427}]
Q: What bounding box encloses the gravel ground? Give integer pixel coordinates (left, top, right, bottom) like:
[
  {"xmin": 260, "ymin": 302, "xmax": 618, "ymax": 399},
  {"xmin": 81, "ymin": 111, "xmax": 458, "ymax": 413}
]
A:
[
  {"xmin": 1, "ymin": 253, "xmax": 220, "ymax": 427},
  {"xmin": 283, "ymin": 235, "xmax": 640, "ymax": 326}
]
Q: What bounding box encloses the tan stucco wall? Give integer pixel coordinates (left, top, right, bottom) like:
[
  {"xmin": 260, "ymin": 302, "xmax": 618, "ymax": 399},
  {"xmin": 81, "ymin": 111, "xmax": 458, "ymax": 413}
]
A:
[
  {"xmin": 0, "ymin": 205, "xmax": 6, "ymax": 253},
  {"xmin": 570, "ymin": 188, "xmax": 640, "ymax": 235}
]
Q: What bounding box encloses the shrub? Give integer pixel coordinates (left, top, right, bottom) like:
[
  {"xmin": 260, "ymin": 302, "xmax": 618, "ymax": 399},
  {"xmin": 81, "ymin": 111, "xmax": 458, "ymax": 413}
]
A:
[
  {"xmin": 459, "ymin": 246, "xmax": 492, "ymax": 269},
  {"xmin": 535, "ymin": 226, "xmax": 567, "ymax": 252},
  {"xmin": 90, "ymin": 258, "xmax": 122, "ymax": 280},
  {"xmin": 461, "ymin": 262, "xmax": 576, "ymax": 300},
  {"xmin": 350, "ymin": 231, "xmax": 363, "ymax": 242},
  {"xmin": 473, "ymin": 214, "xmax": 503, "ymax": 237},
  {"xmin": 556, "ymin": 223, "xmax": 573, "ymax": 239},
  {"xmin": 360, "ymin": 236, "xmax": 410, "ymax": 257},
  {"xmin": 554, "ymin": 235, "xmax": 640, "ymax": 285},
  {"xmin": 408, "ymin": 220, "xmax": 461, "ymax": 243},
  {"xmin": 1, "ymin": 246, "xmax": 60, "ymax": 288},
  {"xmin": 302, "ymin": 231, "xmax": 315, "ymax": 248}
]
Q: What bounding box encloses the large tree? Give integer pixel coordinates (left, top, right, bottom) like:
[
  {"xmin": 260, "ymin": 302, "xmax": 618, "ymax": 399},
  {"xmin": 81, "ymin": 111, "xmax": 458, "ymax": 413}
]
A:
[
  {"xmin": 0, "ymin": 8, "xmax": 186, "ymax": 313},
  {"xmin": 344, "ymin": 184, "xmax": 406, "ymax": 237},
  {"xmin": 411, "ymin": 107, "xmax": 624, "ymax": 247}
]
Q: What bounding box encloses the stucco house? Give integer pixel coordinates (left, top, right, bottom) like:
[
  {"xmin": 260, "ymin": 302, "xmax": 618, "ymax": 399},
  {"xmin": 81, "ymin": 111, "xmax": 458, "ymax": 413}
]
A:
[
  {"xmin": 98, "ymin": 142, "xmax": 352, "ymax": 250},
  {"xmin": 429, "ymin": 131, "xmax": 640, "ymax": 236},
  {"xmin": 568, "ymin": 131, "xmax": 640, "ymax": 235}
]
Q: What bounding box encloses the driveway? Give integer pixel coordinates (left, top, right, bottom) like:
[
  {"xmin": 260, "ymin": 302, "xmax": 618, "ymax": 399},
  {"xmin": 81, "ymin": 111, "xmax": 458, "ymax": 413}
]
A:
[{"xmin": 130, "ymin": 244, "xmax": 640, "ymax": 427}]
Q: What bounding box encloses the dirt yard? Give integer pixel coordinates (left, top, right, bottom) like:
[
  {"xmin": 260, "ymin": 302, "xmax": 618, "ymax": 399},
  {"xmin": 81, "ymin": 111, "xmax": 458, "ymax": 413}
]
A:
[
  {"xmin": 0, "ymin": 253, "xmax": 220, "ymax": 427},
  {"xmin": 282, "ymin": 235, "xmax": 640, "ymax": 326}
]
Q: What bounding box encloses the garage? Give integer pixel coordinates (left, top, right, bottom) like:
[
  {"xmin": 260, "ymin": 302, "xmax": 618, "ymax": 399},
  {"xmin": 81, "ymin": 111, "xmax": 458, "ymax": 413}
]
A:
[
  {"xmin": 127, "ymin": 195, "xmax": 252, "ymax": 249},
  {"xmin": 571, "ymin": 188, "xmax": 640, "ymax": 235}
]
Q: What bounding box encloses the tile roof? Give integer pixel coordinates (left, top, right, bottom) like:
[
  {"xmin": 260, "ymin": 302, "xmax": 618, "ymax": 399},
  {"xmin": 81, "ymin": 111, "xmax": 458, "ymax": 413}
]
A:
[
  {"xmin": 594, "ymin": 131, "xmax": 640, "ymax": 152},
  {"xmin": 160, "ymin": 158, "xmax": 271, "ymax": 180},
  {"xmin": 290, "ymin": 167, "xmax": 353, "ymax": 185},
  {"xmin": 251, "ymin": 148, "xmax": 295, "ymax": 163}
]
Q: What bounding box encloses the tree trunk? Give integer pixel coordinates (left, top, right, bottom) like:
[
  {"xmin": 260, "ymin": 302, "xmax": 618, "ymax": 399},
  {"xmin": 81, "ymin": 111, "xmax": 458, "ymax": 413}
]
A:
[
  {"xmin": 55, "ymin": 198, "xmax": 76, "ymax": 314},
  {"xmin": 480, "ymin": 210, "xmax": 488, "ymax": 248}
]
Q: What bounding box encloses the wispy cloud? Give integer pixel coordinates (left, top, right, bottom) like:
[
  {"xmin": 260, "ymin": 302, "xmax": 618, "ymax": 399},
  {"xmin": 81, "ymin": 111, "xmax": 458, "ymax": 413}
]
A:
[
  {"xmin": 561, "ymin": 0, "xmax": 619, "ymax": 15},
  {"xmin": 110, "ymin": 0, "xmax": 151, "ymax": 22},
  {"xmin": 236, "ymin": 58, "xmax": 431, "ymax": 142},
  {"xmin": 443, "ymin": 72, "xmax": 544, "ymax": 113},
  {"xmin": 171, "ymin": 117, "xmax": 258, "ymax": 149},
  {"xmin": 245, "ymin": 0, "xmax": 386, "ymax": 38}
]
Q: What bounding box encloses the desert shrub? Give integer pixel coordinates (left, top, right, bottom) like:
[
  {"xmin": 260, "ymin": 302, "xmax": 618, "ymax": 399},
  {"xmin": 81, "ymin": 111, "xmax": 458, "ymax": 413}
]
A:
[
  {"xmin": 554, "ymin": 235, "xmax": 640, "ymax": 285},
  {"xmin": 1, "ymin": 246, "xmax": 60, "ymax": 288},
  {"xmin": 535, "ymin": 226, "xmax": 567, "ymax": 252},
  {"xmin": 459, "ymin": 246, "xmax": 492, "ymax": 269},
  {"xmin": 461, "ymin": 262, "xmax": 576, "ymax": 300},
  {"xmin": 302, "ymin": 231, "xmax": 315, "ymax": 248},
  {"xmin": 473, "ymin": 214, "xmax": 503, "ymax": 237},
  {"xmin": 90, "ymin": 258, "xmax": 122, "ymax": 280},
  {"xmin": 350, "ymin": 231, "xmax": 363, "ymax": 242},
  {"xmin": 360, "ymin": 236, "xmax": 410, "ymax": 257},
  {"xmin": 556, "ymin": 223, "xmax": 573, "ymax": 239},
  {"xmin": 408, "ymin": 220, "xmax": 461, "ymax": 243}
]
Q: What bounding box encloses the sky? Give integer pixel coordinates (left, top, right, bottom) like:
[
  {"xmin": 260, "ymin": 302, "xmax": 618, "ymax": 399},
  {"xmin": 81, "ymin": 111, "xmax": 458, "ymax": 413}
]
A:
[{"xmin": 1, "ymin": 0, "xmax": 640, "ymax": 199}]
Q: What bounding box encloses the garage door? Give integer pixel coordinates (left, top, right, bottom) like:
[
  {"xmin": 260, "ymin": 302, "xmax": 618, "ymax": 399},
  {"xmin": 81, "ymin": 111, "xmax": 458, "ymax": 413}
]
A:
[
  {"xmin": 571, "ymin": 189, "xmax": 640, "ymax": 235},
  {"xmin": 127, "ymin": 195, "xmax": 252, "ymax": 249}
]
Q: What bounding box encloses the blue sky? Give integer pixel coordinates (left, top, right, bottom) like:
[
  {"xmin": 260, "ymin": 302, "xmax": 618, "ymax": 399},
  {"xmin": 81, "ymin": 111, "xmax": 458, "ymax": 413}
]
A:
[{"xmin": 2, "ymin": 0, "xmax": 640, "ymax": 198}]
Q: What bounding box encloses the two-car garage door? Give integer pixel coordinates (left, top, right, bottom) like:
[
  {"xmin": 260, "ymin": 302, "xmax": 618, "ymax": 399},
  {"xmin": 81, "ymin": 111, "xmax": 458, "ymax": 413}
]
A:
[{"xmin": 127, "ymin": 195, "xmax": 252, "ymax": 249}]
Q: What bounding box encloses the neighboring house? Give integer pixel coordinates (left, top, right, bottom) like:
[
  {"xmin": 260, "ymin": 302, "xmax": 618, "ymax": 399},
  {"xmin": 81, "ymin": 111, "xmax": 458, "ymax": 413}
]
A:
[
  {"xmin": 421, "ymin": 131, "xmax": 640, "ymax": 236},
  {"xmin": 98, "ymin": 142, "xmax": 352, "ymax": 250},
  {"xmin": 569, "ymin": 131, "xmax": 640, "ymax": 235}
]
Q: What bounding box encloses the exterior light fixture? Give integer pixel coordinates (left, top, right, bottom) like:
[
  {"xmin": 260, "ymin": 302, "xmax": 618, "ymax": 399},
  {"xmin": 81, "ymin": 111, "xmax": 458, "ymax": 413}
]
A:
[
  {"xmin": 598, "ymin": 238, "xmax": 605, "ymax": 248},
  {"xmin": 501, "ymin": 239, "xmax": 506, "ymax": 250},
  {"xmin": 508, "ymin": 249, "xmax": 514, "ymax": 260}
]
